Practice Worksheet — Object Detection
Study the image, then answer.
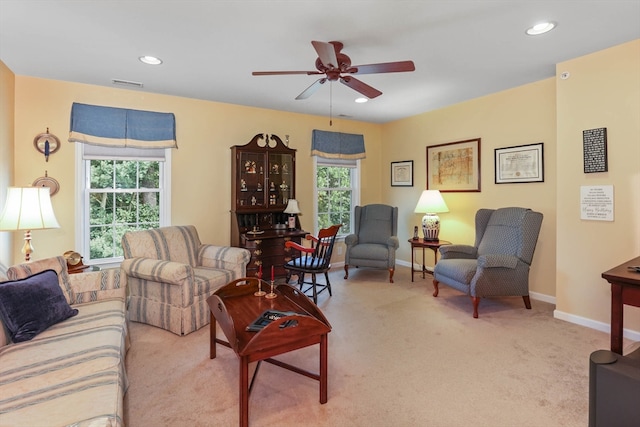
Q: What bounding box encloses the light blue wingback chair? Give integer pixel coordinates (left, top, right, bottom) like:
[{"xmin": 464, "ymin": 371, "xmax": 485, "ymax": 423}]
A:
[
  {"xmin": 433, "ymin": 207, "xmax": 543, "ymax": 318},
  {"xmin": 344, "ymin": 204, "xmax": 399, "ymax": 283}
]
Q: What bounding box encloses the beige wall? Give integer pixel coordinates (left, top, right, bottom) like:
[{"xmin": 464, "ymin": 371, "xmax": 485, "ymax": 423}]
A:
[
  {"xmin": 382, "ymin": 78, "xmax": 557, "ymax": 298},
  {"xmin": 0, "ymin": 60, "xmax": 15, "ymax": 267},
  {"xmin": 555, "ymin": 40, "xmax": 640, "ymax": 334},
  {"xmin": 7, "ymin": 76, "xmax": 382, "ymax": 263},
  {"xmin": 2, "ymin": 39, "xmax": 639, "ymax": 338}
]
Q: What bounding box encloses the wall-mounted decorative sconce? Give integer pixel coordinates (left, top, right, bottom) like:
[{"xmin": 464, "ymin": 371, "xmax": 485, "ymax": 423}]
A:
[{"xmin": 33, "ymin": 128, "xmax": 60, "ymax": 162}]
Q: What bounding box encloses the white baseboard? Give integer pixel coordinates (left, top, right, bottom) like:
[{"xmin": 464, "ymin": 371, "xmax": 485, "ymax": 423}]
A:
[
  {"xmin": 554, "ymin": 309, "xmax": 640, "ymax": 342},
  {"xmin": 530, "ymin": 291, "xmax": 555, "ymax": 305}
]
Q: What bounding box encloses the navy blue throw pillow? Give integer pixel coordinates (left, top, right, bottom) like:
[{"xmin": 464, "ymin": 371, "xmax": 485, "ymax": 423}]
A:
[{"xmin": 0, "ymin": 269, "xmax": 79, "ymax": 342}]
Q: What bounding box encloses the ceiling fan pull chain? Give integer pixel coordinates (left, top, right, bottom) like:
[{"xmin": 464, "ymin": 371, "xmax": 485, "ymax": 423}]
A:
[{"xmin": 330, "ymin": 82, "xmax": 333, "ymax": 126}]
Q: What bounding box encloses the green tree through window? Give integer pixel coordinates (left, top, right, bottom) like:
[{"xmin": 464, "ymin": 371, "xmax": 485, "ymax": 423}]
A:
[
  {"xmin": 316, "ymin": 163, "xmax": 356, "ymax": 234},
  {"xmin": 88, "ymin": 160, "xmax": 160, "ymax": 259}
]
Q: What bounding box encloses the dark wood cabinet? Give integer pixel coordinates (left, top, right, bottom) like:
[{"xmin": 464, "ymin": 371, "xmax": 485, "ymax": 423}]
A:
[{"xmin": 231, "ymin": 134, "xmax": 305, "ymax": 279}]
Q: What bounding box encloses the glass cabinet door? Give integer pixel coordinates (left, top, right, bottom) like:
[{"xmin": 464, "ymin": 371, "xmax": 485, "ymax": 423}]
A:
[
  {"xmin": 268, "ymin": 153, "xmax": 294, "ymax": 206},
  {"xmin": 238, "ymin": 152, "xmax": 265, "ymax": 207}
]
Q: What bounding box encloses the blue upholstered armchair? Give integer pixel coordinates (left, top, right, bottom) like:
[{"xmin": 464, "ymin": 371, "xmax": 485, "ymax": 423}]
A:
[
  {"xmin": 432, "ymin": 207, "xmax": 543, "ymax": 318},
  {"xmin": 344, "ymin": 204, "xmax": 399, "ymax": 283}
]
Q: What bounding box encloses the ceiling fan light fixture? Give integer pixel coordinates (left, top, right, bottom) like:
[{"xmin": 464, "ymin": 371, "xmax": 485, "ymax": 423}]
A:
[
  {"xmin": 526, "ymin": 22, "xmax": 556, "ymax": 36},
  {"xmin": 139, "ymin": 55, "xmax": 163, "ymax": 65},
  {"xmin": 355, "ymin": 97, "xmax": 368, "ymax": 103}
]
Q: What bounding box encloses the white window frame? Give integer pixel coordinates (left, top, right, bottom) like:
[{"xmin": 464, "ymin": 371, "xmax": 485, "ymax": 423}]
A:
[
  {"xmin": 75, "ymin": 143, "xmax": 171, "ymax": 268},
  {"xmin": 313, "ymin": 157, "xmax": 361, "ymax": 236}
]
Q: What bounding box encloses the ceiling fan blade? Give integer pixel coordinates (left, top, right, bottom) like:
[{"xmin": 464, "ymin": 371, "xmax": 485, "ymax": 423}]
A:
[
  {"xmin": 350, "ymin": 60, "xmax": 415, "ymax": 75},
  {"xmin": 295, "ymin": 78, "xmax": 327, "ymax": 100},
  {"xmin": 252, "ymin": 70, "xmax": 321, "ymax": 76},
  {"xmin": 312, "ymin": 40, "xmax": 339, "ymax": 68},
  {"xmin": 339, "ymin": 76, "xmax": 382, "ymax": 99}
]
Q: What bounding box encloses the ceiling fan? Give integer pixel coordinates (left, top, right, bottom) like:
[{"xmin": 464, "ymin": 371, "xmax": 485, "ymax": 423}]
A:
[{"xmin": 252, "ymin": 41, "xmax": 415, "ymax": 100}]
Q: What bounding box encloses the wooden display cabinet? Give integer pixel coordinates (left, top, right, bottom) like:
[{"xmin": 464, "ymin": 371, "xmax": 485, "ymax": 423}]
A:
[{"xmin": 231, "ymin": 134, "xmax": 306, "ymax": 279}]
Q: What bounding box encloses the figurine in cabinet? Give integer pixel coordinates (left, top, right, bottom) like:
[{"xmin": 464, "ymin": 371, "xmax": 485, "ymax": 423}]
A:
[{"xmin": 245, "ymin": 160, "xmax": 256, "ymax": 173}]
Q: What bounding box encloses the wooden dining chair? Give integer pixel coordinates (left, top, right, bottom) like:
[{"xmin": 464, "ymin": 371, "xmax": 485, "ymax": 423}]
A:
[{"xmin": 284, "ymin": 224, "xmax": 341, "ymax": 304}]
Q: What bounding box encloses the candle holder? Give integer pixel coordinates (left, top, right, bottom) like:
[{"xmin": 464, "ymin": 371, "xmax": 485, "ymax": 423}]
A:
[
  {"xmin": 265, "ymin": 280, "xmax": 277, "ymax": 299},
  {"xmin": 254, "ymin": 279, "xmax": 266, "ymax": 297}
]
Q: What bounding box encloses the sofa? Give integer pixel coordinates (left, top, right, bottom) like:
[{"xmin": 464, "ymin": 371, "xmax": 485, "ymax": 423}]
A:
[
  {"xmin": 121, "ymin": 225, "xmax": 250, "ymax": 335},
  {"xmin": 0, "ymin": 256, "xmax": 128, "ymax": 427}
]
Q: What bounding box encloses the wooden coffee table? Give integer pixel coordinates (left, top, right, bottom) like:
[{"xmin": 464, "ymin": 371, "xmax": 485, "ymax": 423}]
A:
[{"xmin": 207, "ymin": 277, "xmax": 332, "ymax": 427}]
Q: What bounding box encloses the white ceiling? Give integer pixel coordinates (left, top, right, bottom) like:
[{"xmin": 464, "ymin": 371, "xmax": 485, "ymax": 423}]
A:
[{"xmin": 1, "ymin": 1, "xmax": 639, "ymax": 124}]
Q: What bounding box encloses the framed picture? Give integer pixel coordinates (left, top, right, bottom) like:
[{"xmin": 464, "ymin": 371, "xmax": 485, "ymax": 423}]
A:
[
  {"xmin": 426, "ymin": 138, "xmax": 481, "ymax": 192},
  {"xmin": 391, "ymin": 160, "xmax": 413, "ymax": 187},
  {"xmin": 582, "ymin": 127, "xmax": 608, "ymax": 173},
  {"xmin": 494, "ymin": 142, "xmax": 544, "ymax": 184}
]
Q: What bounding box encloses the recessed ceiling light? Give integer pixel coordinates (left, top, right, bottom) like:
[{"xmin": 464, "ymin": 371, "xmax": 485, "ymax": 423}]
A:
[
  {"xmin": 355, "ymin": 97, "xmax": 368, "ymax": 103},
  {"xmin": 139, "ymin": 55, "xmax": 163, "ymax": 65},
  {"xmin": 526, "ymin": 22, "xmax": 556, "ymax": 36}
]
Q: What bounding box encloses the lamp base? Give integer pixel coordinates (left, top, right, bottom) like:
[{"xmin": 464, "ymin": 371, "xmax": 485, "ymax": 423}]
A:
[
  {"xmin": 422, "ymin": 213, "xmax": 440, "ymax": 241},
  {"xmin": 21, "ymin": 230, "xmax": 33, "ymax": 262},
  {"xmin": 287, "ymin": 215, "xmax": 297, "ymax": 231}
]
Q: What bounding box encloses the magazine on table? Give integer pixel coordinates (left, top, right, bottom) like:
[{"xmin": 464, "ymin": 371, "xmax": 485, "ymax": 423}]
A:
[{"xmin": 246, "ymin": 310, "xmax": 301, "ymax": 332}]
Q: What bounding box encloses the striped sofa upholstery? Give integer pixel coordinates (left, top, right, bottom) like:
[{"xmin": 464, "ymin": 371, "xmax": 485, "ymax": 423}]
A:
[
  {"xmin": 121, "ymin": 225, "xmax": 250, "ymax": 335},
  {"xmin": 0, "ymin": 256, "xmax": 128, "ymax": 427}
]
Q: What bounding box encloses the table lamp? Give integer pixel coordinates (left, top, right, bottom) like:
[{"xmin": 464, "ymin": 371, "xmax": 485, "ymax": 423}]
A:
[
  {"xmin": 414, "ymin": 190, "xmax": 449, "ymax": 241},
  {"xmin": 0, "ymin": 187, "xmax": 60, "ymax": 262},
  {"xmin": 283, "ymin": 199, "xmax": 301, "ymax": 230}
]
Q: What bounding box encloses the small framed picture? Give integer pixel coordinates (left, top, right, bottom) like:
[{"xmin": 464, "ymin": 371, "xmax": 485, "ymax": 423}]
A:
[
  {"xmin": 391, "ymin": 161, "xmax": 413, "ymax": 187},
  {"xmin": 495, "ymin": 142, "xmax": 544, "ymax": 184}
]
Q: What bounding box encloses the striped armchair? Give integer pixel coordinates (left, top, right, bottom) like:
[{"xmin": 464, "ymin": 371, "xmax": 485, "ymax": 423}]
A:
[
  {"xmin": 121, "ymin": 225, "xmax": 250, "ymax": 335},
  {"xmin": 433, "ymin": 207, "xmax": 543, "ymax": 318}
]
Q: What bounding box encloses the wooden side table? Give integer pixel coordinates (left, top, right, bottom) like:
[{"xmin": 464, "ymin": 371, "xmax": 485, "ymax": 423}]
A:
[
  {"xmin": 408, "ymin": 238, "xmax": 451, "ymax": 282},
  {"xmin": 601, "ymin": 256, "xmax": 640, "ymax": 354}
]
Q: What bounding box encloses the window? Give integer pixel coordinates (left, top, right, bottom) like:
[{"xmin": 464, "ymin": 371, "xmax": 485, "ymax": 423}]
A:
[
  {"xmin": 314, "ymin": 157, "xmax": 360, "ymax": 235},
  {"xmin": 76, "ymin": 144, "xmax": 171, "ymax": 265}
]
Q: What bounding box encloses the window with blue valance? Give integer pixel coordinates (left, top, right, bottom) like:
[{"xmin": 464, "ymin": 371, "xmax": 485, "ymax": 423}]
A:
[
  {"xmin": 68, "ymin": 102, "xmax": 177, "ymax": 149},
  {"xmin": 311, "ymin": 129, "xmax": 365, "ymax": 159}
]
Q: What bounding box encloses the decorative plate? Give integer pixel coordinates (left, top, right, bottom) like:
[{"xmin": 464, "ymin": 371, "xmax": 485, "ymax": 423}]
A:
[{"xmin": 32, "ymin": 171, "xmax": 60, "ymax": 196}]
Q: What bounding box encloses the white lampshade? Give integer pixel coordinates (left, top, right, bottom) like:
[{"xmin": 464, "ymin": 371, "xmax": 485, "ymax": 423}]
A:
[
  {"xmin": 0, "ymin": 187, "xmax": 60, "ymax": 261},
  {"xmin": 414, "ymin": 190, "xmax": 449, "ymax": 241},
  {"xmin": 414, "ymin": 190, "xmax": 449, "ymax": 214},
  {"xmin": 283, "ymin": 199, "xmax": 301, "ymax": 214}
]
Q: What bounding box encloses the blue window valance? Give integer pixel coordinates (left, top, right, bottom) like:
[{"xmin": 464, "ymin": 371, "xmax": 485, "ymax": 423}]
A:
[
  {"xmin": 311, "ymin": 129, "xmax": 366, "ymax": 160},
  {"xmin": 68, "ymin": 102, "xmax": 177, "ymax": 149}
]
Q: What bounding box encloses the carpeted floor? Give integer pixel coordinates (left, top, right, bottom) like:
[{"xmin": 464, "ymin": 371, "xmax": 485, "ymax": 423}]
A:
[{"xmin": 124, "ymin": 266, "xmax": 618, "ymax": 427}]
